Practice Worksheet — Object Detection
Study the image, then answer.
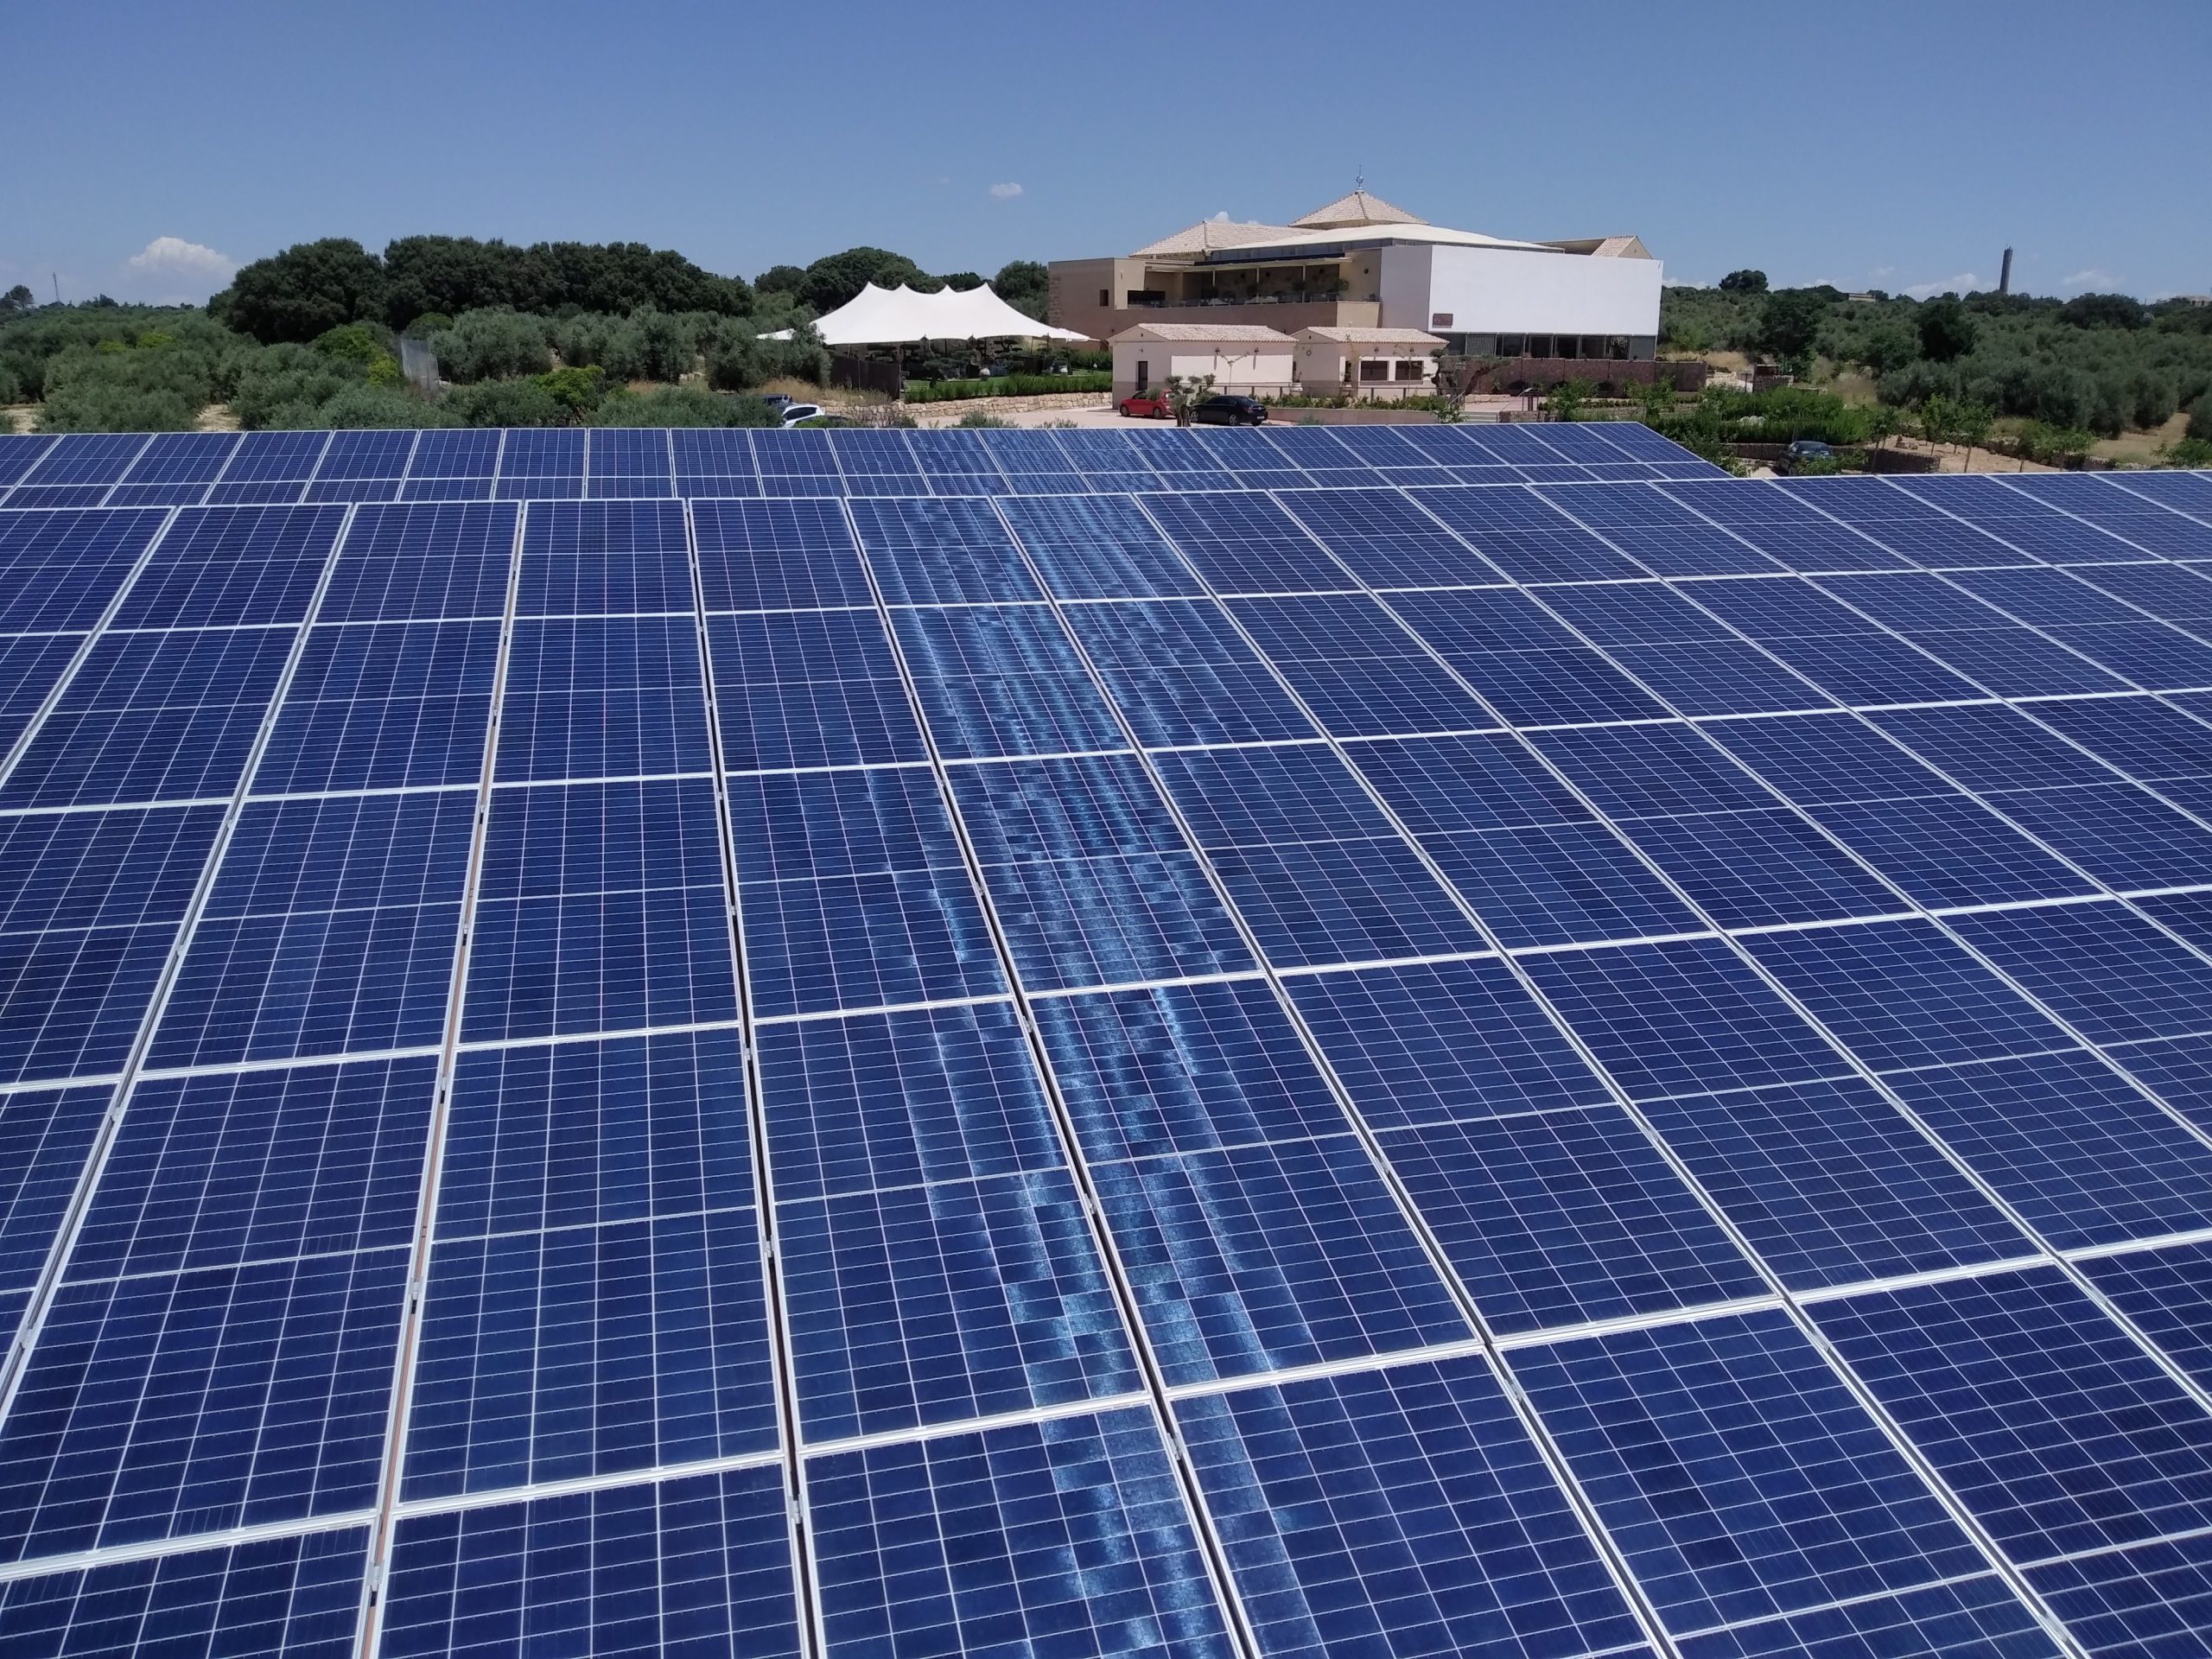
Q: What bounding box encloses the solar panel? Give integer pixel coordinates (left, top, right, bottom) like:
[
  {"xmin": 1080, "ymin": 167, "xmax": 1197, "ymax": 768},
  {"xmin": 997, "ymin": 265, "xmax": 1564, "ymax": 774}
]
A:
[{"xmin": 0, "ymin": 430, "xmax": 2206, "ymax": 1656}]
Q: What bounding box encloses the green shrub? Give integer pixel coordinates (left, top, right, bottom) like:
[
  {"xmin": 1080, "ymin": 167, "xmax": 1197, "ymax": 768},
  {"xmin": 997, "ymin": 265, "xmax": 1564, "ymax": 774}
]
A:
[
  {"xmin": 36, "ymin": 379, "xmax": 200, "ymax": 431},
  {"xmin": 589, "ymin": 385, "xmax": 779, "ymax": 427},
  {"xmin": 2190, "ymin": 392, "xmax": 2212, "ymax": 442},
  {"xmin": 313, "ymin": 384, "xmax": 453, "ymax": 429},
  {"xmin": 427, "ymin": 308, "xmax": 553, "ymax": 382},
  {"xmin": 901, "ymin": 372, "xmax": 1109, "ymax": 402},
  {"xmin": 312, "ymin": 321, "xmax": 393, "ymax": 364},
  {"xmin": 442, "ymin": 378, "xmax": 570, "ymax": 428},
  {"xmin": 954, "ymin": 410, "xmax": 1014, "ymax": 428}
]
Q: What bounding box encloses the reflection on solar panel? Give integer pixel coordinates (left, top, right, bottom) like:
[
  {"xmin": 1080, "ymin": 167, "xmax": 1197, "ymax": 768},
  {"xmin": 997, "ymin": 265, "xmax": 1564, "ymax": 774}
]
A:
[{"xmin": 0, "ymin": 429, "xmax": 2207, "ymax": 1656}]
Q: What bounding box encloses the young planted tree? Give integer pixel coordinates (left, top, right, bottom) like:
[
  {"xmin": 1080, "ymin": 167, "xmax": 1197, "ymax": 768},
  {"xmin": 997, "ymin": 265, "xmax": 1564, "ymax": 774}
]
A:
[
  {"xmin": 1953, "ymin": 400, "xmax": 1994, "ymax": 471},
  {"xmin": 1543, "ymin": 378, "xmax": 1593, "ymax": 423},
  {"xmin": 1166, "ymin": 372, "xmax": 1215, "ymax": 427}
]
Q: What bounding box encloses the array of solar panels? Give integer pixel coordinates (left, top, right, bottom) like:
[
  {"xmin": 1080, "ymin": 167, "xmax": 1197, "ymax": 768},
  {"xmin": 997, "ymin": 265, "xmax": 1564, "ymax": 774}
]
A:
[
  {"xmin": 3, "ymin": 428, "xmax": 2212, "ymax": 1658},
  {"xmin": 0, "ymin": 421, "xmax": 1724, "ymax": 510}
]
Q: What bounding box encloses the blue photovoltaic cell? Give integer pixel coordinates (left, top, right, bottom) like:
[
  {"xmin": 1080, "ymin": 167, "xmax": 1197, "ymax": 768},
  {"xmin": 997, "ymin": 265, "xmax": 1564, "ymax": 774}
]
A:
[
  {"xmin": 1229, "ymin": 591, "xmax": 1499, "ymax": 737},
  {"xmin": 692, "ymin": 495, "xmax": 870, "ymax": 608},
  {"xmin": 436, "ymin": 1028, "xmax": 752, "ymax": 1237},
  {"xmin": 1639, "ymin": 1075, "xmax": 2031, "ymax": 1290},
  {"xmin": 709, "ymin": 607, "xmax": 927, "ymax": 769},
  {"xmin": 111, "ymin": 504, "xmax": 345, "ymax": 628},
  {"xmin": 726, "ymin": 760, "xmax": 963, "ymax": 882},
  {"xmin": 1522, "ymin": 937, "xmax": 1846, "ymax": 1102},
  {"xmin": 808, "ymin": 1408, "xmax": 1235, "ymax": 1659},
  {"xmin": 1093, "ymin": 1133, "xmax": 1465, "ymax": 1386},
  {"xmin": 2079, "ymin": 1238, "xmax": 2212, "ymax": 1393},
  {"xmin": 1603, "ymin": 805, "xmax": 1906, "ymax": 930},
  {"xmin": 1287, "ymin": 956, "xmax": 1611, "ymax": 1127},
  {"xmin": 1799, "ymin": 793, "xmax": 2101, "ymax": 909},
  {"xmin": 1274, "ymin": 486, "xmax": 1506, "ymax": 588},
  {"xmin": 1379, "ymin": 1103, "xmax": 1765, "ymax": 1333},
  {"xmin": 464, "ymin": 777, "xmax": 736, "ymax": 1041},
  {"xmin": 253, "ymin": 618, "xmax": 499, "ymax": 792},
  {"xmin": 1811, "ymin": 1268, "xmax": 2212, "ymax": 1564},
  {"xmin": 0, "ymin": 1527, "xmax": 369, "ymax": 1659},
  {"xmin": 1035, "ymin": 977, "xmax": 1354, "ymax": 1163},
  {"xmin": 0, "ymin": 804, "xmax": 223, "ymax": 935},
  {"xmin": 315, "ymin": 500, "xmax": 517, "ymax": 621},
  {"xmin": 404, "ymin": 1203, "xmax": 775, "ymax": 1498},
  {"xmin": 518, "ymin": 498, "xmax": 691, "ymax": 614},
  {"xmin": 891, "ymin": 601, "xmax": 1127, "ymax": 760},
  {"xmin": 760, "ymin": 1000, "xmax": 1060, "ymax": 1199},
  {"xmin": 1143, "ymin": 491, "xmax": 1357, "ymax": 594},
  {"xmin": 0, "ymin": 506, "xmax": 170, "ymax": 631},
  {"xmin": 1179, "ymin": 1357, "xmax": 1650, "ymax": 1659},
  {"xmin": 850, "ymin": 496, "xmax": 1041, "ymax": 604},
  {"xmin": 1880, "ymin": 1048, "xmax": 2212, "ymax": 1250},
  {"xmin": 1739, "ymin": 918, "xmax": 2069, "ymax": 1072},
  {"xmin": 1945, "ymin": 899, "xmax": 2212, "ymax": 1044},
  {"xmin": 0, "ymin": 635, "xmax": 88, "ymax": 752},
  {"xmin": 1061, "ymin": 598, "xmax": 1319, "ymax": 747},
  {"xmin": 736, "ymin": 765, "xmax": 1002, "ymax": 1018},
  {"xmin": 1001, "ymin": 492, "xmax": 1208, "ymax": 600},
  {"xmin": 1671, "ymin": 1578, "xmax": 2058, "ymax": 1659},
  {"xmin": 69, "ymin": 1055, "xmax": 436, "ymax": 1281},
  {"xmin": 149, "ymin": 790, "xmax": 473, "ymax": 1067},
  {"xmin": 494, "ymin": 614, "xmax": 711, "ymax": 781},
  {"xmin": 0, "ymin": 1248, "xmax": 405, "ymax": 1560},
  {"xmin": 779, "ymin": 1166, "xmax": 1135, "ymax": 1440},
  {"xmin": 1518, "ymin": 1308, "xmax": 2010, "ymax": 1639},
  {"xmin": 382, "ymin": 1470, "xmax": 801, "ymax": 1659},
  {"xmin": 4, "ymin": 618, "xmax": 299, "ymax": 810},
  {"xmin": 0, "ymin": 1085, "xmax": 108, "ymax": 1294},
  {"xmin": 949, "ymin": 752, "xmax": 1255, "ymax": 991}
]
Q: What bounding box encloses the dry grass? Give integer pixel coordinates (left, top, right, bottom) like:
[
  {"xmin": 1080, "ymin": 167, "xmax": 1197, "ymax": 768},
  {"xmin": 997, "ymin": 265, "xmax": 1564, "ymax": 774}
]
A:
[
  {"xmin": 756, "ymin": 377, "xmax": 891, "ymax": 409},
  {"xmin": 2094, "ymin": 411, "xmax": 2190, "ymax": 465},
  {"xmin": 3, "ymin": 404, "xmax": 35, "ymax": 435}
]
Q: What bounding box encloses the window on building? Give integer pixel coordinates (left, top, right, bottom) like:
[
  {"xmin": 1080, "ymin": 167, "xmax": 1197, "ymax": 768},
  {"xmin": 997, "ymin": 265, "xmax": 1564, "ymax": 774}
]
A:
[
  {"xmin": 1341, "ymin": 359, "xmax": 1354, "ymax": 384},
  {"xmin": 1359, "ymin": 359, "xmax": 1389, "ymax": 382},
  {"xmin": 1606, "ymin": 336, "xmax": 1630, "ymax": 360},
  {"xmin": 1497, "ymin": 334, "xmax": 1526, "ymax": 358},
  {"xmin": 1548, "ymin": 336, "xmax": 1574, "ymax": 359},
  {"xmin": 1099, "ymin": 289, "xmax": 1110, "ymax": 308},
  {"xmin": 1394, "ymin": 359, "xmax": 1427, "ymax": 381}
]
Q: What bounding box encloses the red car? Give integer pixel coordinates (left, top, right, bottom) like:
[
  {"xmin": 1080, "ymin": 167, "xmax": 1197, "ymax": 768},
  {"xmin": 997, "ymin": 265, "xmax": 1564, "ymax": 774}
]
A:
[{"xmin": 1117, "ymin": 390, "xmax": 1172, "ymax": 418}]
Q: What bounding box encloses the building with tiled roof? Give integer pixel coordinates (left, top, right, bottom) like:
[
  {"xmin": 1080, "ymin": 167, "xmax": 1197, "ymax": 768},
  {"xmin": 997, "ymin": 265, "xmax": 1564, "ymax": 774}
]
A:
[{"xmin": 1049, "ymin": 189, "xmax": 1662, "ymax": 367}]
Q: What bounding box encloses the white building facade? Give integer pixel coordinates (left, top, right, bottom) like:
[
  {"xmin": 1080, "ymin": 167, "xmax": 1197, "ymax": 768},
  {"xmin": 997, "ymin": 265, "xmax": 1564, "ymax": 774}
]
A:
[{"xmin": 1052, "ymin": 191, "xmax": 1662, "ymax": 365}]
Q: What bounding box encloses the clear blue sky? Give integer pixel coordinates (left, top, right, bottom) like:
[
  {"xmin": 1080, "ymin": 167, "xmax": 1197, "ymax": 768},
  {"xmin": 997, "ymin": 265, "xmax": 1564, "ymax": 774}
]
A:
[{"xmin": 8, "ymin": 0, "xmax": 2208, "ymax": 307}]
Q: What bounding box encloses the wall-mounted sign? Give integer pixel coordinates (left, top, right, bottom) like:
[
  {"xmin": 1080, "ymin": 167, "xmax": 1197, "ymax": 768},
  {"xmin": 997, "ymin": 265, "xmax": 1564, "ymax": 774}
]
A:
[{"xmin": 1431, "ymin": 312, "xmax": 1453, "ymax": 327}]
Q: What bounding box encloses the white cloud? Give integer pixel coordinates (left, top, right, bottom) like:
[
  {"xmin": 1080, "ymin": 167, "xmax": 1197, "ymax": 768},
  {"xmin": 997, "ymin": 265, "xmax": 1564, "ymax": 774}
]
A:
[
  {"xmin": 2061, "ymin": 268, "xmax": 2118, "ymax": 289},
  {"xmin": 1903, "ymin": 271, "xmax": 1980, "ymax": 299},
  {"xmin": 126, "ymin": 236, "xmax": 235, "ymax": 280},
  {"xmin": 988, "ymin": 181, "xmax": 1023, "ymax": 200}
]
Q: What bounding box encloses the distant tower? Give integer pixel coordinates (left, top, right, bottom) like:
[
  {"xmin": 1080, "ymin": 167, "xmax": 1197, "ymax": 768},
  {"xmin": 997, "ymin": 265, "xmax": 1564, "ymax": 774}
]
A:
[{"xmin": 1999, "ymin": 247, "xmax": 2014, "ymax": 296}]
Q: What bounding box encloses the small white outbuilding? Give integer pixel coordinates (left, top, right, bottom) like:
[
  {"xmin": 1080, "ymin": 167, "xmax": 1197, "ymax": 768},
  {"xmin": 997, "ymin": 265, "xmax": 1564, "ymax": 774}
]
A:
[
  {"xmin": 1293, "ymin": 326, "xmax": 1446, "ymax": 402},
  {"xmin": 1108, "ymin": 323, "xmax": 1295, "ymax": 403}
]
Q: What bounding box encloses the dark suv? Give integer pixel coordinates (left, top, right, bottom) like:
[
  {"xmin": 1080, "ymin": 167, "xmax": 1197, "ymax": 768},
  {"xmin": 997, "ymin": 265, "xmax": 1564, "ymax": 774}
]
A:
[{"xmin": 1192, "ymin": 394, "xmax": 1268, "ymax": 426}]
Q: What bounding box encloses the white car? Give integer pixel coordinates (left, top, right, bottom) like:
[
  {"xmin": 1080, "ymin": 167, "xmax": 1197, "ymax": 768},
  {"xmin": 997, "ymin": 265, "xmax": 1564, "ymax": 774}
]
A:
[{"xmin": 779, "ymin": 404, "xmax": 823, "ymax": 426}]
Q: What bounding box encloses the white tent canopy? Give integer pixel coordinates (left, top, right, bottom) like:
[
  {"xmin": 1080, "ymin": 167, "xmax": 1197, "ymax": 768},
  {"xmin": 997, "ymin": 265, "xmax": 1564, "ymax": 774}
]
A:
[{"xmin": 809, "ymin": 282, "xmax": 1088, "ymax": 346}]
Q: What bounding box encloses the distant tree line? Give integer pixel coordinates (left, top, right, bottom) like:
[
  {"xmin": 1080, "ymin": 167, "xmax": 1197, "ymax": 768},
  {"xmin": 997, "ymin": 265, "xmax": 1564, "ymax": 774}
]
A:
[
  {"xmin": 207, "ymin": 236, "xmax": 1054, "ymax": 346},
  {"xmin": 1662, "ymin": 277, "xmax": 2212, "ymax": 442},
  {"xmin": 1, "ymin": 232, "xmax": 1058, "ymax": 432}
]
